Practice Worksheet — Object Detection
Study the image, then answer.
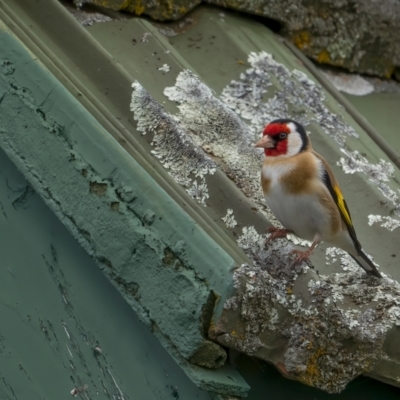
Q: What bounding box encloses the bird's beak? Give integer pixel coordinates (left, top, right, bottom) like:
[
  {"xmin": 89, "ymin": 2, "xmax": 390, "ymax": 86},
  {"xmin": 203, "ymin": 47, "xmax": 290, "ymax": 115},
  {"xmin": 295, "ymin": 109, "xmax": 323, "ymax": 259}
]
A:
[{"xmin": 255, "ymin": 135, "xmax": 275, "ymax": 149}]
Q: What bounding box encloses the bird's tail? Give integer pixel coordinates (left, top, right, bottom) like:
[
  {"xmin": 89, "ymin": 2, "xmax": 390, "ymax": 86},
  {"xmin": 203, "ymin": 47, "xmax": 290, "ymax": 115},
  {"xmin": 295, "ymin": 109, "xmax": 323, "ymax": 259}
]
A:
[{"xmin": 349, "ymin": 249, "xmax": 382, "ymax": 278}]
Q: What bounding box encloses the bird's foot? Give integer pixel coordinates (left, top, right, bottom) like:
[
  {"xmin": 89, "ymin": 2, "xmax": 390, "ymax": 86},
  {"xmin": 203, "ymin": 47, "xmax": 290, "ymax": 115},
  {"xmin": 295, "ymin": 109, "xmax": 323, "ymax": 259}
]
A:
[
  {"xmin": 265, "ymin": 227, "xmax": 292, "ymax": 243},
  {"xmin": 290, "ymin": 234, "xmax": 321, "ymax": 267},
  {"xmin": 290, "ymin": 248, "xmax": 313, "ymax": 267}
]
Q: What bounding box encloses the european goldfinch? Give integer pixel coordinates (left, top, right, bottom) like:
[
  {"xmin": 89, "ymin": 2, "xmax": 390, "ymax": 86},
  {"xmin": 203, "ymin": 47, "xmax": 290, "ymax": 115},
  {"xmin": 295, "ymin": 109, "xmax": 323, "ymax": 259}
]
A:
[{"xmin": 255, "ymin": 119, "xmax": 382, "ymax": 278}]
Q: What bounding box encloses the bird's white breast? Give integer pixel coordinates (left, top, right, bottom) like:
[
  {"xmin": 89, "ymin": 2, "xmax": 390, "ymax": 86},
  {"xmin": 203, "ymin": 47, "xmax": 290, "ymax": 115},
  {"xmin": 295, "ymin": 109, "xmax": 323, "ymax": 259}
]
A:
[{"xmin": 262, "ymin": 161, "xmax": 329, "ymax": 241}]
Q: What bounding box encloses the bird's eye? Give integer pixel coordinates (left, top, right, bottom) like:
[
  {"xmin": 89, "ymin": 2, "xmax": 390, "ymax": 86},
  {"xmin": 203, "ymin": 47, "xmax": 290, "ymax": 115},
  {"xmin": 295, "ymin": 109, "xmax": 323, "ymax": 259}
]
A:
[{"xmin": 278, "ymin": 132, "xmax": 287, "ymax": 140}]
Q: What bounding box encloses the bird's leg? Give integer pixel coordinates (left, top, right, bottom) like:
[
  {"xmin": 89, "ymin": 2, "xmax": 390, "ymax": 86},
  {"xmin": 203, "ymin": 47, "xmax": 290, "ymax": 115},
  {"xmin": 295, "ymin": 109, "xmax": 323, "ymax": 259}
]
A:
[
  {"xmin": 265, "ymin": 226, "xmax": 293, "ymax": 243},
  {"xmin": 291, "ymin": 234, "xmax": 321, "ymax": 266}
]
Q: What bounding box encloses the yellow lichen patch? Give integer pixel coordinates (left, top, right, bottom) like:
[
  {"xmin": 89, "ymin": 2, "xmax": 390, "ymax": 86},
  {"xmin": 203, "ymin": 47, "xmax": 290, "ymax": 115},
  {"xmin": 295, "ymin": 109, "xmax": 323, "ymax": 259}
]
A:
[
  {"xmin": 230, "ymin": 330, "xmax": 247, "ymax": 342},
  {"xmin": 384, "ymin": 64, "xmax": 395, "ymax": 79},
  {"xmin": 302, "ymin": 348, "xmax": 326, "ymax": 386},
  {"xmin": 91, "ymin": 0, "xmax": 127, "ymax": 9},
  {"xmin": 286, "ymin": 286, "xmax": 293, "ymax": 295},
  {"xmin": 119, "ymin": 0, "xmax": 131, "ymax": 10},
  {"xmin": 317, "ymin": 50, "xmax": 331, "ymax": 64},
  {"xmin": 293, "ymin": 31, "xmax": 310, "ymax": 50},
  {"xmin": 127, "ymin": 0, "xmax": 145, "ymax": 15},
  {"xmin": 165, "ymin": 0, "xmax": 174, "ymax": 14},
  {"xmin": 179, "ymin": 6, "xmax": 187, "ymax": 14},
  {"xmin": 319, "ymin": 11, "xmax": 329, "ymax": 19}
]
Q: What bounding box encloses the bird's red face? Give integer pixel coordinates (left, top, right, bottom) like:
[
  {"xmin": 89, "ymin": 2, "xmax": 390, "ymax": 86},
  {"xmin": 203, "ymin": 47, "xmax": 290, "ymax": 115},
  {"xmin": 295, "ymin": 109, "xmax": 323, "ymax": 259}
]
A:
[
  {"xmin": 255, "ymin": 119, "xmax": 308, "ymax": 158},
  {"xmin": 255, "ymin": 122, "xmax": 290, "ymax": 157}
]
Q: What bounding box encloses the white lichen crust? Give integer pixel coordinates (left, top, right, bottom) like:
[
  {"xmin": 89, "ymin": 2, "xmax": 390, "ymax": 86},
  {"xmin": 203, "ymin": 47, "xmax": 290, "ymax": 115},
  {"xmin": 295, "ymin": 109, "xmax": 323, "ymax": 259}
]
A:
[
  {"xmin": 163, "ymin": 69, "xmax": 278, "ymax": 224},
  {"xmin": 158, "ymin": 64, "xmax": 171, "ymax": 73},
  {"xmin": 215, "ymin": 229, "xmax": 400, "ymax": 394},
  {"xmin": 130, "ymin": 82, "xmax": 216, "ymax": 206},
  {"xmin": 338, "ymin": 149, "xmax": 400, "ymax": 230},
  {"xmin": 221, "ymin": 51, "xmax": 357, "ymax": 147},
  {"xmin": 221, "ymin": 209, "xmax": 237, "ymax": 229},
  {"xmin": 368, "ymin": 215, "xmax": 400, "ymax": 231}
]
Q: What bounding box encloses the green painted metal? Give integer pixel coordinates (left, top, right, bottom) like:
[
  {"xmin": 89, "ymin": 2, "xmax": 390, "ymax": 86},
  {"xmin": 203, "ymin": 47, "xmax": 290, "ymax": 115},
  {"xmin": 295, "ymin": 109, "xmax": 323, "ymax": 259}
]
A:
[
  {"xmin": 0, "ymin": 147, "xmax": 215, "ymax": 400},
  {"xmin": 0, "ymin": 20, "xmax": 249, "ymax": 397},
  {"xmin": 345, "ymin": 92, "xmax": 400, "ymax": 157}
]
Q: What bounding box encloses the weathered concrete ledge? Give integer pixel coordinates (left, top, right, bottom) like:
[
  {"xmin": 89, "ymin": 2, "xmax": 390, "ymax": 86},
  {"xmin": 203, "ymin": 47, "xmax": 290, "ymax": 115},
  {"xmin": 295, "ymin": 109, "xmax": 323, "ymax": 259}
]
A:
[{"xmin": 0, "ymin": 27, "xmax": 249, "ymax": 397}]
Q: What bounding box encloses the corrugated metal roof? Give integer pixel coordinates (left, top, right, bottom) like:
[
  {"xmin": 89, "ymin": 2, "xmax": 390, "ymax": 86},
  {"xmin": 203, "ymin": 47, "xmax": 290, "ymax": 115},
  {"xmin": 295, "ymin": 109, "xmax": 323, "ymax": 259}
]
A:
[{"xmin": 1, "ymin": 0, "xmax": 400, "ymax": 397}]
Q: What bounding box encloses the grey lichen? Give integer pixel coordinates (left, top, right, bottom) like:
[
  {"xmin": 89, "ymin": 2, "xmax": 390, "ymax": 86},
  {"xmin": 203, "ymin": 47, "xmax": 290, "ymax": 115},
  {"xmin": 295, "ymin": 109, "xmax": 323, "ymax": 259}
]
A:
[
  {"xmin": 221, "ymin": 52, "xmax": 357, "ymax": 148},
  {"xmin": 141, "ymin": 32, "xmax": 153, "ymax": 43},
  {"xmin": 163, "ymin": 68, "xmax": 277, "ymax": 223},
  {"xmin": 216, "ymin": 228, "xmax": 400, "ymax": 393},
  {"xmin": 338, "ymin": 148, "xmax": 400, "ymax": 229},
  {"xmin": 160, "ymin": 53, "xmax": 367, "ymax": 236},
  {"xmin": 130, "ymin": 81, "xmax": 216, "ymax": 206},
  {"xmin": 67, "ymin": 6, "xmax": 113, "ymax": 26}
]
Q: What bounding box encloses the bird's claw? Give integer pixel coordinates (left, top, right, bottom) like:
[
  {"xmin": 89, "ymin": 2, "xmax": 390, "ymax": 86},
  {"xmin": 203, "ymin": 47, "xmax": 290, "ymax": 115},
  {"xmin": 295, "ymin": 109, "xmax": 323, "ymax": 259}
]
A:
[
  {"xmin": 265, "ymin": 227, "xmax": 292, "ymax": 244},
  {"xmin": 290, "ymin": 249, "xmax": 312, "ymax": 267}
]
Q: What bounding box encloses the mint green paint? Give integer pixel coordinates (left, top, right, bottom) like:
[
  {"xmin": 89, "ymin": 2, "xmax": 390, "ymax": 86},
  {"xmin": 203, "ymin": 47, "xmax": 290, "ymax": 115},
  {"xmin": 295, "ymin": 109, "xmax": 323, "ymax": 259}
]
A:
[
  {"xmin": 0, "ymin": 28, "xmax": 248, "ymax": 396},
  {"xmin": 0, "ymin": 147, "xmax": 215, "ymax": 399}
]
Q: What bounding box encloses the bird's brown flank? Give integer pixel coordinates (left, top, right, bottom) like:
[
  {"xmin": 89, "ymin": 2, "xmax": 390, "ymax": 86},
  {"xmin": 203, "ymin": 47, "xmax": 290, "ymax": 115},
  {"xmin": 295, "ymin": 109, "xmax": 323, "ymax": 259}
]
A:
[{"xmin": 261, "ymin": 151, "xmax": 342, "ymax": 236}]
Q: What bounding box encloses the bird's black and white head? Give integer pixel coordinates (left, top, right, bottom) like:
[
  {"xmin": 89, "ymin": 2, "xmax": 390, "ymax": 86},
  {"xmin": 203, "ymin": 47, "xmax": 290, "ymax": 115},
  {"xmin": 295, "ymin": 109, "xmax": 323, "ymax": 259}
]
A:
[{"xmin": 255, "ymin": 119, "xmax": 310, "ymax": 158}]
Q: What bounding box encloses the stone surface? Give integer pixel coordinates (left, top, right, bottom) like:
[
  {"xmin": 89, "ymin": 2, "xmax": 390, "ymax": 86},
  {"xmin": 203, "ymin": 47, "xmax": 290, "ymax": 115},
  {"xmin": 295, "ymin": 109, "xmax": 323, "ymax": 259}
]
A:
[
  {"xmin": 189, "ymin": 341, "xmax": 227, "ymax": 368},
  {"xmin": 208, "ymin": 0, "xmax": 400, "ymax": 79},
  {"xmin": 211, "ymin": 233, "xmax": 400, "ymax": 393},
  {"xmin": 78, "ymin": 0, "xmax": 400, "ymax": 78}
]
